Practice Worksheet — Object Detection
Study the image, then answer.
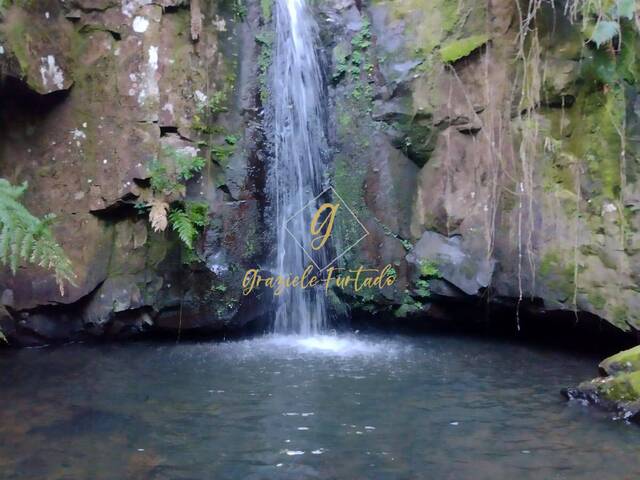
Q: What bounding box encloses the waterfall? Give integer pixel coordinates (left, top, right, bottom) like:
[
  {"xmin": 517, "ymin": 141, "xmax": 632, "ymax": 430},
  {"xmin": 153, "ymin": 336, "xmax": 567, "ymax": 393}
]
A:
[{"xmin": 270, "ymin": 0, "xmax": 329, "ymax": 335}]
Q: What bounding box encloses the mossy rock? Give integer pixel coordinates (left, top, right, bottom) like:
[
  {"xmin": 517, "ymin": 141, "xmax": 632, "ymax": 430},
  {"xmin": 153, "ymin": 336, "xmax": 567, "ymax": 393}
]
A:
[
  {"xmin": 389, "ymin": 118, "xmax": 436, "ymax": 168},
  {"xmin": 577, "ymin": 371, "xmax": 640, "ymax": 404},
  {"xmin": 566, "ymin": 346, "xmax": 640, "ymax": 420},
  {"xmin": 600, "ymin": 345, "xmax": 640, "ymax": 376},
  {"xmin": 440, "ymin": 34, "xmax": 489, "ymax": 63}
]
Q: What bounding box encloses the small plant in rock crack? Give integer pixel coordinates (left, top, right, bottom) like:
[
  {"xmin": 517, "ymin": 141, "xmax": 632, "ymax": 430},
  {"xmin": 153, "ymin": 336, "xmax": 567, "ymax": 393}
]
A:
[
  {"xmin": 413, "ymin": 259, "xmax": 442, "ymax": 298},
  {"xmin": 138, "ymin": 146, "xmax": 209, "ymax": 255},
  {"xmin": 232, "ymin": 0, "xmax": 247, "ymax": 22}
]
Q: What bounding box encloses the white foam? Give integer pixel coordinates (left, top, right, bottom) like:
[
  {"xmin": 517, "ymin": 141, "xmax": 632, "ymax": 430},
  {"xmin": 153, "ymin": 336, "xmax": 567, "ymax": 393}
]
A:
[
  {"xmin": 257, "ymin": 334, "xmax": 406, "ymax": 358},
  {"xmin": 284, "ymin": 450, "xmax": 304, "ymax": 456}
]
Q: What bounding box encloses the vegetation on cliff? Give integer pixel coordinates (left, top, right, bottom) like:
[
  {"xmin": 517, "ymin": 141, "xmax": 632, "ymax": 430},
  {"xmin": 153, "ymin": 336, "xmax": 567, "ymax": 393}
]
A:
[
  {"xmin": 0, "ymin": 179, "xmax": 74, "ymax": 340},
  {"xmin": 0, "ymin": 179, "xmax": 74, "ymax": 291},
  {"xmin": 137, "ymin": 146, "xmax": 209, "ymax": 259}
]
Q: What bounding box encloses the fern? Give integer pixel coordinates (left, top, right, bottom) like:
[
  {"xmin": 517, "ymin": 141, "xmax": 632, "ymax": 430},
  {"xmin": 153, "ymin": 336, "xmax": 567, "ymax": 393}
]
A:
[
  {"xmin": 185, "ymin": 201, "xmax": 210, "ymax": 228},
  {"xmin": 169, "ymin": 210, "xmax": 197, "ymax": 248},
  {"xmin": 175, "ymin": 153, "xmax": 206, "ymax": 182},
  {"xmin": 149, "ymin": 161, "xmax": 177, "ymax": 195},
  {"xmin": 144, "ymin": 146, "xmax": 210, "ymax": 252},
  {"xmin": 168, "ymin": 202, "xmax": 210, "ymax": 250},
  {"xmin": 0, "ymin": 179, "xmax": 75, "ymax": 295}
]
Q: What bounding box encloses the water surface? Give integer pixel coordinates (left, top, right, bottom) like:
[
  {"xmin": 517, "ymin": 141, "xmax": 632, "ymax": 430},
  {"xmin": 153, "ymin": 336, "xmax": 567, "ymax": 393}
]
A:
[{"xmin": 1, "ymin": 333, "xmax": 639, "ymax": 479}]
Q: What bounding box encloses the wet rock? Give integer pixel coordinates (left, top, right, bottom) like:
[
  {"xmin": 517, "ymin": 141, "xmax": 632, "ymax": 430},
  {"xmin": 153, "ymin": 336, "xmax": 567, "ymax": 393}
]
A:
[
  {"xmin": 16, "ymin": 312, "xmax": 83, "ymax": 343},
  {"xmin": 407, "ymin": 231, "xmax": 494, "ymax": 296},
  {"xmin": 0, "ymin": 0, "xmax": 268, "ymax": 346},
  {"xmin": 565, "ymin": 371, "xmax": 640, "ymax": 423},
  {"xmin": 0, "ymin": 4, "xmax": 74, "ymax": 94},
  {"xmin": 565, "ymin": 346, "xmax": 640, "ymax": 422},
  {"xmin": 83, "ymin": 276, "xmax": 147, "ymax": 331},
  {"xmin": 541, "ymin": 58, "xmax": 579, "ymax": 107}
]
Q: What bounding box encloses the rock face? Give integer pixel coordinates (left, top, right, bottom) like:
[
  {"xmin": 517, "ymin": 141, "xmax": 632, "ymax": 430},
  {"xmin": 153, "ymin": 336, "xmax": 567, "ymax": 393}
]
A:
[
  {"xmin": 1, "ymin": 0, "xmax": 640, "ymax": 345},
  {"xmin": 0, "ymin": 0, "xmax": 271, "ymax": 345},
  {"xmin": 314, "ymin": 0, "xmax": 640, "ymax": 334},
  {"xmin": 564, "ymin": 346, "xmax": 640, "ymax": 422}
]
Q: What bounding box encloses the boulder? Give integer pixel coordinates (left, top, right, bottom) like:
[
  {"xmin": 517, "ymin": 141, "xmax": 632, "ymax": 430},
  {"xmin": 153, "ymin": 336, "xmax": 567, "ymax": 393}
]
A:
[
  {"xmin": 407, "ymin": 231, "xmax": 494, "ymax": 296},
  {"xmin": 600, "ymin": 345, "xmax": 640, "ymax": 376},
  {"xmin": 565, "ymin": 347, "xmax": 640, "ymax": 422}
]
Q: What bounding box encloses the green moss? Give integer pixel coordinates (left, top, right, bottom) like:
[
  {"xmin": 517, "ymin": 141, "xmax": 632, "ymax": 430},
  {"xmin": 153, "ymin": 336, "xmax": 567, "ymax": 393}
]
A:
[
  {"xmin": 332, "ymin": 46, "xmax": 350, "ymax": 83},
  {"xmin": 147, "ymin": 231, "xmax": 169, "ymax": 268},
  {"xmin": 440, "ymin": 34, "xmax": 489, "ymax": 63},
  {"xmin": 538, "ymin": 250, "xmax": 578, "ymax": 301},
  {"xmin": 441, "ymin": 0, "xmax": 461, "ymax": 33},
  {"xmin": 260, "ymin": 0, "xmax": 272, "ymax": 22},
  {"xmin": 613, "ymin": 304, "xmax": 630, "ymax": 325},
  {"xmin": 211, "ymin": 143, "xmax": 236, "ymax": 168},
  {"xmin": 390, "ymin": 118, "xmax": 436, "ymax": 167},
  {"xmin": 4, "ymin": 16, "xmax": 29, "ymax": 74},
  {"xmin": 600, "ymin": 345, "xmax": 640, "ymax": 375},
  {"xmin": 588, "ymin": 292, "xmax": 607, "ymax": 310},
  {"xmin": 351, "ymin": 18, "xmax": 371, "ymax": 50},
  {"xmin": 332, "ymin": 17, "xmax": 377, "ymax": 103},
  {"xmin": 590, "ymin": 371, "xmax": 640, "ymax": 403},
  {"xmin": 564, "ymin": 86, "xmax": 624, "ymax": 204},
  {"xmin": 385, "ymin": 0, "xmax": 470, "ymax": 57},
  {"xmin": 231, "ymin": 0, "xmax": 247, "ymax": 21},
  {"xmin": 256, "ymin": 31, "xmax": 274, "ymax": 103},
  {"xmin": 243, "ymin": 218, "xmax": 259, "ymax": 260},
  {"xmin": 338, "ymin": 111, "xmax": 350, "ymax": 129},
  {"xmin": 616, "ymin": 20, "xmax": 640, "ymax": 83},
  {"xmin": 333, "ymin": 154, "xmax": 366, "ymax": 215},
  {"xmin": 419, "ymin": 259, "xmax": 441, "ymax": 278},
  {"xmin": 394, "ymin": 295, "xmax": 423, "ymax": 318}
]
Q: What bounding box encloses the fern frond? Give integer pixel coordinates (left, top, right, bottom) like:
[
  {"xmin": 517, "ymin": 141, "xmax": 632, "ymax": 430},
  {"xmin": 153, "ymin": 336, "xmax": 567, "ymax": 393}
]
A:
[
  {"xmin": 0, "ymin": 179, "xmax": 75, "ymax": 295},
  {"xmin": 169, "ymin": 209, "xmax": 197, "ymax": 249},
  {"xmin": 185, "ymin": 201, "xmax": 210, "ymax": 228}
]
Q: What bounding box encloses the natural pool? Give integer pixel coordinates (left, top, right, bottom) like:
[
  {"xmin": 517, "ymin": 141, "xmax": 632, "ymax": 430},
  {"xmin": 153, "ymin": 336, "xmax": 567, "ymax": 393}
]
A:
[{"xmin": 1, "ymin": 333, "xmax": 639, "ymax": 479}]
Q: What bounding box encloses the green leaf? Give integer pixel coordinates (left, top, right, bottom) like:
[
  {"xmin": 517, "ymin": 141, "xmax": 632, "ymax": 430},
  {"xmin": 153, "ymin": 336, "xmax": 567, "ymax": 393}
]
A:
[
  {"xmin": 224, "ymin": 135, "xmax": 239, "ymax": 145},
  {"xmin": 185, "ymin": 201, "xmax": 210, "ymax": 228},
  {"xmin": 616, "ymin": 0, "xmax": 636, "ymax": 19},
  {"xmin": 0, "ymin": 178, "xmax": 75, "ymax": 293},
  {"xmin": 590, "ymin": 20, "xmax": 620, "ymax": 47},
  {"xmin": 169, "ymin": 209, "xmax": 197, "ymax": 249}
]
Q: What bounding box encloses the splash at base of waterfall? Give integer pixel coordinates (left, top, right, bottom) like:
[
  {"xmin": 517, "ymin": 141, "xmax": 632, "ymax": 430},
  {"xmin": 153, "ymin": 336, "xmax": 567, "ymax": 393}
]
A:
[{"xmin": 260, "ymin": 334, "xmax": 406, "ymax": 357}]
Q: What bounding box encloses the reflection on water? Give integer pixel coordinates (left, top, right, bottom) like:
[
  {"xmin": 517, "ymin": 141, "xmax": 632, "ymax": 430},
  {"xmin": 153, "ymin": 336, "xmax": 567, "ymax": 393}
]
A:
[{"xmin": 1, "ymin": 333, "xmax": 639, "ymax": 479}]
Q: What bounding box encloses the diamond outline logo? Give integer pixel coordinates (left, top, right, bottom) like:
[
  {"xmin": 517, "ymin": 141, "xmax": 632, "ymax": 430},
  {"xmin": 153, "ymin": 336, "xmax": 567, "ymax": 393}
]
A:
[{"xmin": 284, "ymin": 186, "xmax": 369, "ymax": 273}]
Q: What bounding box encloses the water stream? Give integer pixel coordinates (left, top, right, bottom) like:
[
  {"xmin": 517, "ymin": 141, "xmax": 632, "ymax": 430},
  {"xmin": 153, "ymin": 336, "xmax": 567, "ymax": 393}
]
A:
[{"xmin": 271, "ymin": 0, "xmax": 330, "ymax": 335}]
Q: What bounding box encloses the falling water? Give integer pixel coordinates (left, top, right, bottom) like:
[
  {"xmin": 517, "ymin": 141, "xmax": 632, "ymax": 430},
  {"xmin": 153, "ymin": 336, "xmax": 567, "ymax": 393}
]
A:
[{"xmin": 270, "ymin": 0, "xmax": 329, "ymax": 335}]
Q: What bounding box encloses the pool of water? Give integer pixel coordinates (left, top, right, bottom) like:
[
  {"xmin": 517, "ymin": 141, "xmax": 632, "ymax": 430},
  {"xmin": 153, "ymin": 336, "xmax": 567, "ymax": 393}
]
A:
[{"xmin": 1, "ymin": 333, "xmax": 639, "ymax": 479}]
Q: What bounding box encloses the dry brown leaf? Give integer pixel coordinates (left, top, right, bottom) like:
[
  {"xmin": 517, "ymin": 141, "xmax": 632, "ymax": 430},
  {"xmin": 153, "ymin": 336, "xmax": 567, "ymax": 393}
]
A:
[{"xmin": 149, "ymin": 200, "xmax": 169, "ymax": 232}]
